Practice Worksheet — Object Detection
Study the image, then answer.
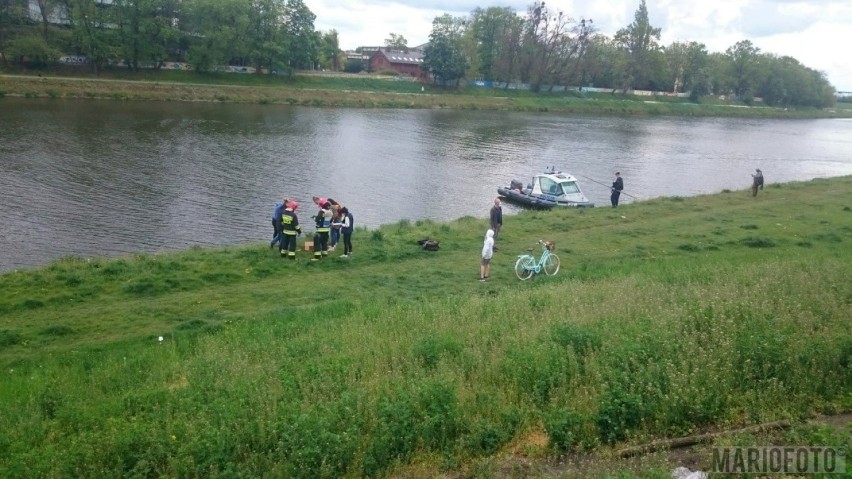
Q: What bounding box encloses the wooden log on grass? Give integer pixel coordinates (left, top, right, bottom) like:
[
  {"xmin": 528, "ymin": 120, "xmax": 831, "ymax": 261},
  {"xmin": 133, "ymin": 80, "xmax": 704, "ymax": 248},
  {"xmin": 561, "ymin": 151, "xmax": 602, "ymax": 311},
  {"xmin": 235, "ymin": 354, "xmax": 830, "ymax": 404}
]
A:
[{"xmin": 616, "ymin": 420, "xmax": 791, "ymax": 458}]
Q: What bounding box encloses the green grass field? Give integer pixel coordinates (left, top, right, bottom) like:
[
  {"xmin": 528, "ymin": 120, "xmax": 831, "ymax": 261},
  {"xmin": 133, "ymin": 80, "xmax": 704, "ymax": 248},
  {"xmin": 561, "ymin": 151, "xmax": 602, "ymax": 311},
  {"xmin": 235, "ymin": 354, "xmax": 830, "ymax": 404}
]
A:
[{"xmin": 1, "ymin": 178, "xmax": 850, "ymax": 478}]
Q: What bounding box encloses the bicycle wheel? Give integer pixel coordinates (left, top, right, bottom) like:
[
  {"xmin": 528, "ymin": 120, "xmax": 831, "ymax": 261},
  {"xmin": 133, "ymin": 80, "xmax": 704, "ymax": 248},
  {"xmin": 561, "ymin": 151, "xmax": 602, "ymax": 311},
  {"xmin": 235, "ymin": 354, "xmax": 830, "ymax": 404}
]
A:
[
  {"xmin": 514, "ymin": 256, "xmax": 534, "ymax": 280},
  {"xmin": 543, "ymin": 253, "xmax": 560, "ymax": 276}
]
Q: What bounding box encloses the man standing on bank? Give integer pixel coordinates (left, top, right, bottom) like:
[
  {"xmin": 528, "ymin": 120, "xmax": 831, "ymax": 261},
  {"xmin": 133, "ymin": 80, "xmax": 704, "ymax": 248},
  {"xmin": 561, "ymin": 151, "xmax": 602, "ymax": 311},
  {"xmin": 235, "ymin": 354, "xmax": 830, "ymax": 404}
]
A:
[
  {"xmin": 751, "ymin": 169, "xmax": 764, "ymax": 197},
  {"xmin": 611, "ymin": 172, "xmax": 624, "ymax": 208},
  {"xmin": 490, "ymin": 197, "xmax": 503, "ymax": 240}
]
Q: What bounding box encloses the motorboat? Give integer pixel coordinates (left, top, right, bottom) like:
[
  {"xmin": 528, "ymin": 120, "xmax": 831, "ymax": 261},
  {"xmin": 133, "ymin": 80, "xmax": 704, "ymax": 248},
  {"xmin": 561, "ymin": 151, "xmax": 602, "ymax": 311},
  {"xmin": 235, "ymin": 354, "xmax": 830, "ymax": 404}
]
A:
[{"xmin": 498, "ymin": 168, "xmax": 594, "ymax": 208}]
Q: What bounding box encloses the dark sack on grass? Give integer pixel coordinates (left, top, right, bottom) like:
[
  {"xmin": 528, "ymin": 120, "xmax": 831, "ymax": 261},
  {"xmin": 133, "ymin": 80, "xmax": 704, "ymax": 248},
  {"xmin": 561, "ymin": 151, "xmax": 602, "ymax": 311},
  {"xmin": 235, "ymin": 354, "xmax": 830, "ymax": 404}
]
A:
[{"xmin": 418, "ymin": 239, "xmax": 440, "ymax": 251}]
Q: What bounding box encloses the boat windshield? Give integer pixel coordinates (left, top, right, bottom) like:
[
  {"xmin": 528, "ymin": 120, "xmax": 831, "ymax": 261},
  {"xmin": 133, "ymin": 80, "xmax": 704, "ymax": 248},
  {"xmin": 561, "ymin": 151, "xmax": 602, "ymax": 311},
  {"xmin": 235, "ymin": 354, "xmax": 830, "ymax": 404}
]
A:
[
  {"xmin": 539, "ymin": 177, "xmax": 563, "ymax": 196},
  {"xmin": 560, "ymin": 181, "xmax": 580, "ymax": 194}
]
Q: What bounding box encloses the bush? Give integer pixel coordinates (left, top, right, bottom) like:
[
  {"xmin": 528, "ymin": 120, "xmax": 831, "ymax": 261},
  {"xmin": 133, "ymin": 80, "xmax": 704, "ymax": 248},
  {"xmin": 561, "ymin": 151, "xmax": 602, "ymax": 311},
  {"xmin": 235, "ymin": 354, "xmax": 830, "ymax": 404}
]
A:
[
  {"xmin": 363, "ymin": 395, "xmax": 419, "ymax": 476},
  {"xmin": 543, "ymin": 409, "xmax": 594, "ymax": 451},
  {"xmin": 549, "ymin": 323, "xmax": 601, "ymax": 356},
  {"xmin": 412, "ymin": 335, "xmax": 461, "ymax": 369},
  {"xmin": 596, "ymin": 387, "xmax": 646, "ymax": 444},
  {"xmin": 40, "ymin": 324, "xmax": 73, "ymax": 336},
  {"xmin": 0, "ymin": 329, "xmax": 23, "ymax": 347},
  {"xmin": 740, "ymin": 236, "xmax": 776, "ymax": 248},
  {"xmin": 501, "ymin": 343, "xmax": 573, "ymax": 406}
]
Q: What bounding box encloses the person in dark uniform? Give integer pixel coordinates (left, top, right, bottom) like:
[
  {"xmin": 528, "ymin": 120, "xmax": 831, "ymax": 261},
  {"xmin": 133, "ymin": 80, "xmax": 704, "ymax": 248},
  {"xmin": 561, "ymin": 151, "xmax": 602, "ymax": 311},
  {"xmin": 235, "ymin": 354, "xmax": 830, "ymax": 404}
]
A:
[
  {"xmin": 751, "ymin": 169, "xmax": 764, "ymax": 196},
  {"xmin": 611, "ymin": 172, "xmax": 624, "ymax": 207},
  {"xmin": 312, "ymin": 203, "xmax": 332, "ymax": 260},
  {"xmin": 280, "ymin": 200, "xmax": 301, "ymax": 260}
]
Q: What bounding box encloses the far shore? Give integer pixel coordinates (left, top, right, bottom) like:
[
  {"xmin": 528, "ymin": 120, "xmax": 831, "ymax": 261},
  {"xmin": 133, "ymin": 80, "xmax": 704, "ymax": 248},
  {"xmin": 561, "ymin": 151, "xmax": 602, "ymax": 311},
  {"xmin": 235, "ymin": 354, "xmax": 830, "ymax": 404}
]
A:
[{"xmin": 2, "ymin": 71, "xmax": 851, "ymax": 118}]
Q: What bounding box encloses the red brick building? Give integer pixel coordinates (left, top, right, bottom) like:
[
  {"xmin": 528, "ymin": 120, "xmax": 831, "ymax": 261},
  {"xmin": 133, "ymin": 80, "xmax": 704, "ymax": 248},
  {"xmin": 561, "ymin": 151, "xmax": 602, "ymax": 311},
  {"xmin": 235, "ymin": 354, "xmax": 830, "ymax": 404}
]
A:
[{"xmin": 369, "ymin": 49, "xmax": 429, "ymax": 81}]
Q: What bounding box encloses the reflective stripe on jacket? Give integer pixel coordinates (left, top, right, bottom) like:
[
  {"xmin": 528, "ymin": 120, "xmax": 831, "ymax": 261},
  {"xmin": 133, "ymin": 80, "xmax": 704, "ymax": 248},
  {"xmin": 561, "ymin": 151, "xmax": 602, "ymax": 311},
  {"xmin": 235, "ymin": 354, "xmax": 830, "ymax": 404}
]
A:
[{"xmin": 281, "ymin": 209, "xmax": 301, "ymax": 235}]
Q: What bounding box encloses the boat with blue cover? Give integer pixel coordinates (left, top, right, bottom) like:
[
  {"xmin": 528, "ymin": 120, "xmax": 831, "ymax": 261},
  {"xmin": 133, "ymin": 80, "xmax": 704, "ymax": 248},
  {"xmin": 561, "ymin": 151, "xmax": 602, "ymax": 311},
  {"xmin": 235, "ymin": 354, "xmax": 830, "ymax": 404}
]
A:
[{"xmin": 497, "ymin": 168, "xmax": 594, "ymax": 208}]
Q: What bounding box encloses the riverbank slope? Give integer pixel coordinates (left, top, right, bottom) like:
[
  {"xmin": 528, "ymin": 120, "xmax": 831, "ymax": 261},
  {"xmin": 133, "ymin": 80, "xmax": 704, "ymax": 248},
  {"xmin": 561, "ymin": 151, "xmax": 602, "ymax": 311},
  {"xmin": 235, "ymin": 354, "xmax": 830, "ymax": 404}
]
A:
[
  {"xmin": 2, "ymin": 71, "xmax": 851, "ymax": 118},
  {"xmin": 1, "ymin": 178, "xmax": 851, "ymax": 477}
]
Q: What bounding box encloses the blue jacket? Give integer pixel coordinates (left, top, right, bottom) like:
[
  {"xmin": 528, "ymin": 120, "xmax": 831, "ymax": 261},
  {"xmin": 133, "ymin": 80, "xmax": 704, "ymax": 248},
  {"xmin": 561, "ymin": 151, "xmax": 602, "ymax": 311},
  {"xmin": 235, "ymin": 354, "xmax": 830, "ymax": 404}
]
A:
[{"xmin": 272, "ymin": 201, "xmax": 284, "ymax": 221}]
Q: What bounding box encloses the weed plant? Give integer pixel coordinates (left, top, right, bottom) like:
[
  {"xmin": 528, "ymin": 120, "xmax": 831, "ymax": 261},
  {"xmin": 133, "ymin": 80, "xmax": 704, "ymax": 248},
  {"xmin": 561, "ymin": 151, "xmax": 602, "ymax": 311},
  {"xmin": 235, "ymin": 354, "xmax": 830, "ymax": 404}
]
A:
[{"xmin": 0, "ymin": 178, "xmax": 850, "ymax": 477}]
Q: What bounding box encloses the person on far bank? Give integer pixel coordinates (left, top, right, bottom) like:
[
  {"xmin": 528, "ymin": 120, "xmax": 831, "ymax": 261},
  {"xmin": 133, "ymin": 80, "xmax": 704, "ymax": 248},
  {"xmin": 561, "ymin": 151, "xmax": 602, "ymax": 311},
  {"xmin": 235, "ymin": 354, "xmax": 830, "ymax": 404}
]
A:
[
  {"xmin": 280, "ymin": 200, "xmax": 301, "ymax": 260},
  {"xmin": 751, "ymin": 169, "xmax": 764, "ymax": 197},
  {"xmin": 490, "ymin": 197, "xmax": 503, "ymax": 241},
  {"xmin": 611, "ymin": 172, "xmax": 624, "ymax": 208},
  {"xmin": 479, "ymin": 229, "xmax": 494, "ymax": 282},
  {"xmin": 340, "ymin": 207, "xmax": 354, "ymax": 257}
]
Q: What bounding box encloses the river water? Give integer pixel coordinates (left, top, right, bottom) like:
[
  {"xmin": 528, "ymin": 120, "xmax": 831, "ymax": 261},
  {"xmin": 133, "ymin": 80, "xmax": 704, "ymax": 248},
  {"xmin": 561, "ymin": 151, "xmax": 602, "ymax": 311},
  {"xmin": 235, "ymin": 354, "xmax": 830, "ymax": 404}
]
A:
[{"xmin": 2, "ymin": 98, "xmax": 851, "ymax": 271}]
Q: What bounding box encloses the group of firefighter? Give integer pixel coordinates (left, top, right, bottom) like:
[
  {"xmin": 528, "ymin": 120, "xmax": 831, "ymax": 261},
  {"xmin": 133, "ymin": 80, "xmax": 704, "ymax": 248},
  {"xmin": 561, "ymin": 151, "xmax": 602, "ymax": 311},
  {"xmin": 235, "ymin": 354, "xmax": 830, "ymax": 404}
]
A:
[{"xmin": 271, "ymin": 196, "xmax": 353, "ymax": 260}]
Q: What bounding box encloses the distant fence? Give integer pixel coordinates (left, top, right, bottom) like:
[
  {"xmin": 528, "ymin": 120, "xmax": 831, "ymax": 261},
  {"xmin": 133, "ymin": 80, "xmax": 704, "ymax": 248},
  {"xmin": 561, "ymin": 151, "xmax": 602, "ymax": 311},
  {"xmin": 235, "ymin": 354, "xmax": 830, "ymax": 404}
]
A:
[
  {"xmin": 55, "ymin": 55, "xmax": 262, "ymax": 73},
  {"xmin": 470, "ymin": 79, "xmax": 690, "ymax": 98}
]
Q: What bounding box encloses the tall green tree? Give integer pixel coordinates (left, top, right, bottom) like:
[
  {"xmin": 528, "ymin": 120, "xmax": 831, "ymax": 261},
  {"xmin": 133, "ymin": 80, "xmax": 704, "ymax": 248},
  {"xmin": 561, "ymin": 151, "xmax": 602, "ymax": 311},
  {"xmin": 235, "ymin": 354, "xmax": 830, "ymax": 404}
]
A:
[
  {"xmin": 566, "ymin": 18, "xmax": 597, "ymax": 87},
  {"xmin": 468, "ymin": 6, "xmax": 517, "ymax": 81},
  {"xmin": 384, "ymin": 33, "xmax": 408, "ymax": 51},
  {"xmin": 546, "ymin": 16, "xmax": 596, "ymax": 90},
  {"xmin": 245, "ymin": 0, "xmax": 287, "ymax": 72},
  {"xmin": 664, "ymin": 41, "xmax": 688, "ymax": 93},
  {"xmin": 113, "ymin": 0, "xmax": 180, "ymax": 70},
  {"xmin": 705, "ymin": 52, "xmax": 730, "ymax": 96},
  {"xmin": 183, "ymin": 0, "xmax": 251, "ymax": 72},
  {"xmin": 1, "ymin": 0, "xmax": 64, "ymax": 66},
  {"xmin": 614, "ymin": 0, "xmax": 661, "ymax": 89},
  {"xmin": 69, "ymin": 0, "xmax": 120, "ymax": 73},
  {"xmin": 757, "ymin": 54, "xmax": 834, "ymax": 108},
  {"xmin": 282, "ymin": 0, "xmax": 316, "ymax": 70},
  {"xmin": 318, "ymin": 29, "xmax": 341, "ymax": 71},
  {"xmin": 575, "ymin": 34, "xmax": 625, "ymax": 89},
  {"xmin": 519, "ymin": 1, "xmax": 569, "ymax": 90},
  {"xmin": 665, "ymin": 40, "xmax": 708, "ymax": 95},
  {"xmin": 5, "ymin": 34, "xmax": 63, "ymax": 66},
  {"xmin": 30, "ymin": 0, "xmax": 64, "ymax": 36},
  {"xmin": 422, "ymin": 14, "xmax": 468, "ymax": 88},
  {"xmin": 493, "ymin": 12, "xmax": 525, "ymax": 87},
  {"xmin": 725, "ymin": 39, "xmax": 762, "ymax": 101},
  {"xmin": 0, "ymin": 0, "xmax": 28, "ymax": 42}
]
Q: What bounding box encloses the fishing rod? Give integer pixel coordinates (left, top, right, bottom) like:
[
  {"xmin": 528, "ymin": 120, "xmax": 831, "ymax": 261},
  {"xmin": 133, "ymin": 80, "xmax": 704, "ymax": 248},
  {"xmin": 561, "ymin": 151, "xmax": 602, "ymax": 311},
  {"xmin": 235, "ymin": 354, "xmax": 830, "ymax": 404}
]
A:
[{"xmin": 577, "ymin": 174, "xmax": 638, "ymax": 199}]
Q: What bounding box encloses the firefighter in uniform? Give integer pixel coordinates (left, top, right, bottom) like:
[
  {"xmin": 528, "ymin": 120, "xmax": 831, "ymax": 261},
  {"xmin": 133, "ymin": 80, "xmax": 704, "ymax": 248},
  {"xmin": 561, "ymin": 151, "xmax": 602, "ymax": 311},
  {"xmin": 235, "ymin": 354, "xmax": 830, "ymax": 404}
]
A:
[
  {"xmin": 312, "ymin": 203, "xmax": 332, "ymax": 260},
  {"xmin": 280, "ymin": 200, "xmax": 301, "ymax": 260}
]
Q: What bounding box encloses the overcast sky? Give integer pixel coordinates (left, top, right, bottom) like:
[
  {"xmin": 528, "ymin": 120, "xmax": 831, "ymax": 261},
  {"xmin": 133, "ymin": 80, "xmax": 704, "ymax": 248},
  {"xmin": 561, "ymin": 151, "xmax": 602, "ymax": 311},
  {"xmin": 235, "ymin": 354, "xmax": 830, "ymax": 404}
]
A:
[{"xmin": 307, "ymin": 0, "xmax": 852, "ymax": 91}]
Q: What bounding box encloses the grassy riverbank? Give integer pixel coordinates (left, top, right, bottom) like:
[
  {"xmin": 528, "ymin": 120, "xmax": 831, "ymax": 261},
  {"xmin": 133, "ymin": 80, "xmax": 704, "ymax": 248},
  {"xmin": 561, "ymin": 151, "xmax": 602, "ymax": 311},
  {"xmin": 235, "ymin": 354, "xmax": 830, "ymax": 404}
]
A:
[
  {"xmin": 2, "ymin": 70, "xmax": 851, "ymax": 118},
  {"xmin": 1, "ymin": 178, "xmax": 851, "ymax": 477}
]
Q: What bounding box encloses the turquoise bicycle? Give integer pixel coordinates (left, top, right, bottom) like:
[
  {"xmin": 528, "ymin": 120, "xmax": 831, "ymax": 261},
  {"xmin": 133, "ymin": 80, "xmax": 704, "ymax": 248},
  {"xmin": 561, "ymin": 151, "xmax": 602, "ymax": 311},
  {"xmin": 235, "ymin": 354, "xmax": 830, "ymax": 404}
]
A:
[{"xmin": 514, "ymin": 240, "xmax": 560, "ymax": 280}]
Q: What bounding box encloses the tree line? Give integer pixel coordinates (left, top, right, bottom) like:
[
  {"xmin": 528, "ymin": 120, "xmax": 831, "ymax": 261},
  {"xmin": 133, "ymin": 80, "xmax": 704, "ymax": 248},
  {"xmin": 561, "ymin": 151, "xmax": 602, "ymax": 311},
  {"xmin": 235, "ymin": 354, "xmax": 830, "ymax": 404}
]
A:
[
  {"xmin": 0, "ymin": 0, "xmax": 342, "ymax": 74},
  {"xmin": 420, "ymin": 0, "xmax": 835, "ymax": 108},
  {"xmin": 0, "ymin": 0, "xmax": 837, "ymax": 107}
]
